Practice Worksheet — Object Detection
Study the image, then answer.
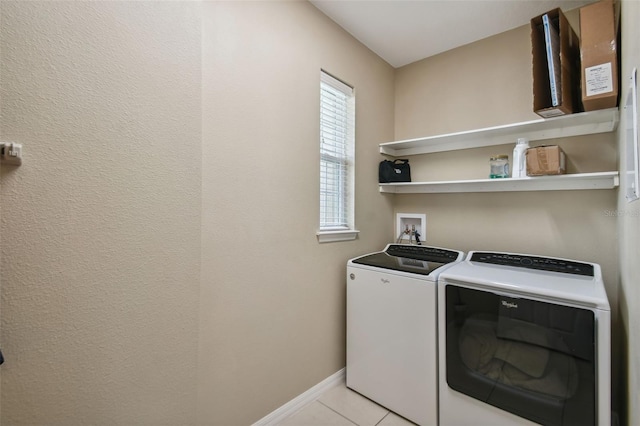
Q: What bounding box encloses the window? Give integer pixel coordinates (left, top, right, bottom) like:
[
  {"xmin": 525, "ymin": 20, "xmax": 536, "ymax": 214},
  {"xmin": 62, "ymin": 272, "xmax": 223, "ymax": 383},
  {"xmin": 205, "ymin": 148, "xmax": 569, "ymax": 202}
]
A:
[{"xmin": 317, "ymin": 71, "xmax": 358, "ymax": 243}]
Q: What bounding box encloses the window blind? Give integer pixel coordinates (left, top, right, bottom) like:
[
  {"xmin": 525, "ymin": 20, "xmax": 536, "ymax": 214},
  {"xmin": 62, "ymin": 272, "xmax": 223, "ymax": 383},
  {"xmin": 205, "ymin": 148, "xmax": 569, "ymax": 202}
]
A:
[{"xmin": 320, "ymin": 71, "xmax": 355, "ymax": 231}]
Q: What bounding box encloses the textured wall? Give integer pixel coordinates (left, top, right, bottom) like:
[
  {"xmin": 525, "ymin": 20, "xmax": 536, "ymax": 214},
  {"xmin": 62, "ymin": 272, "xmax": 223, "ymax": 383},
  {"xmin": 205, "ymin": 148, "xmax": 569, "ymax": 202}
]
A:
[
  {"xmin": 199, "ymin": 1, "xmax": 394, "ymax": 424},
  {"xmin": 394, "ymin": 12, "xmax": 619, "ymax": 292},
  {"xmin": 0, "ymin": 1, "xmax": 394, "ymax": 424},
  {"xmin": 0, "ymin": 2, "xmax": 201, "ymax": 424},
  {"xmin": 7, "ymin": 1, "xmax": 629, "ymax": 425}
]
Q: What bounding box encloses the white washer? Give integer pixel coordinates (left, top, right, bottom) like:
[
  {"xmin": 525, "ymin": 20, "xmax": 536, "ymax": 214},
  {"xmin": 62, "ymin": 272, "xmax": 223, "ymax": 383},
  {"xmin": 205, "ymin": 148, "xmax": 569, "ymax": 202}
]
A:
[
  {"xmin": 346, "ymin": 244, "xmax": 464, "ymax": 426},
  {"xmin": 438, "ymin": 251, "xmax": 611, "ymax": 426}
]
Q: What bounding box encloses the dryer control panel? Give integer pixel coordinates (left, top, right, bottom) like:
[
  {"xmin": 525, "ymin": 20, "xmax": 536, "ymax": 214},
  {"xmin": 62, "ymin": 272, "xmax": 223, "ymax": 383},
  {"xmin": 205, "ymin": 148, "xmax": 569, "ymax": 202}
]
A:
[{"xmin": 470, "ymin": 252, "xmax": 594, "ymax": 277}]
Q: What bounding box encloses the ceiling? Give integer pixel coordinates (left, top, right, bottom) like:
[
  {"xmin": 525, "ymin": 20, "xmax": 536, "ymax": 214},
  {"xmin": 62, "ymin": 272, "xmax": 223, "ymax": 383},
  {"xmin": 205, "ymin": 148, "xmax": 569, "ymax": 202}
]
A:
[{"xmin": 310, "ymin": 0, "xmax": 594, "ymax": 68}]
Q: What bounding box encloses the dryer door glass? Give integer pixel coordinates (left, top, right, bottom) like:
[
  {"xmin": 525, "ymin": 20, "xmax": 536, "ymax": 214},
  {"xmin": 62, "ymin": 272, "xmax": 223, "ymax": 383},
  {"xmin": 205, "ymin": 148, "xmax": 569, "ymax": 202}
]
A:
[{"xmin": 445, "ymin": 284, "xmax": 596, "ymax": 426}]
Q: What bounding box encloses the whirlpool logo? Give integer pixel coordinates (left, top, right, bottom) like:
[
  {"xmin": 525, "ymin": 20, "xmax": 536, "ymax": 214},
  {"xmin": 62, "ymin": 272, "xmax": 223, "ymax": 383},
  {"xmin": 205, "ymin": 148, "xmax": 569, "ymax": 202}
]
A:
[{"xmin": 501, "ymin": 300, "xmax": 518, "ymax": 309}]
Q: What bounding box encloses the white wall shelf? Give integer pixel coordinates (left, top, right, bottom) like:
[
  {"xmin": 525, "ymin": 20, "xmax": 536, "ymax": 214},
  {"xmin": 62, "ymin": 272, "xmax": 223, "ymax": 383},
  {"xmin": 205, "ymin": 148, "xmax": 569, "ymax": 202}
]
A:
[
  {"xmin": 379, "ymin": 108, "xmax": 619, "ymax": 156},
  {"xmin": 379, "ymin": 172, "xmax": 620, "ymax": 194}
]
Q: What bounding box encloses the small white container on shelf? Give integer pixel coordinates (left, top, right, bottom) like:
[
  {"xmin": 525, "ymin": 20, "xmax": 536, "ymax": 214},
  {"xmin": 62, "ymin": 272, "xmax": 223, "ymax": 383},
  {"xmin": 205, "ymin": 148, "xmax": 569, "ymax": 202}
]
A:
[{"xmin": 512, "ymin": 137, "xmax": 530, "ymax": 178}]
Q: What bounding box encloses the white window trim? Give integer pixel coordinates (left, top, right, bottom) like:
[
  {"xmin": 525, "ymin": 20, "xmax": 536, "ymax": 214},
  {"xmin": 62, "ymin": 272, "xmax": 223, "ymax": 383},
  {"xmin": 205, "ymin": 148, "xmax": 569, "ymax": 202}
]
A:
[
  {"xmin": 316, "ymin": 228, "xmax": 360, "ymax": 243},
  {"xmin": 318, "ymin": 71, "xmax": 358, "ymax": 243}
]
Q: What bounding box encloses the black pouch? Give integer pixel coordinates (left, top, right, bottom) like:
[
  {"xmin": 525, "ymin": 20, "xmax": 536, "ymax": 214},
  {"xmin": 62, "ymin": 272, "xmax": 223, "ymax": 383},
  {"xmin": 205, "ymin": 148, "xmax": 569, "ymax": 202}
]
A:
[{"xmin": 379, "ymin": 159, "xmax": 411, "ymax": 183}]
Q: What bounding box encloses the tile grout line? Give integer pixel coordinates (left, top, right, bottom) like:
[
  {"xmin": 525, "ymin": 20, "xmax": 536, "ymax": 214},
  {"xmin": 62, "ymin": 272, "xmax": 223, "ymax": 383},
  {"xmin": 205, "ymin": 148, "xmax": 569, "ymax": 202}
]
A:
[
  {"xmin": 316, "ymin": 400, "xmax": 360, "ymax": 426},
  {"xmin": 374, "ymin": 412, "xmax": 391, "ymax": 426}
]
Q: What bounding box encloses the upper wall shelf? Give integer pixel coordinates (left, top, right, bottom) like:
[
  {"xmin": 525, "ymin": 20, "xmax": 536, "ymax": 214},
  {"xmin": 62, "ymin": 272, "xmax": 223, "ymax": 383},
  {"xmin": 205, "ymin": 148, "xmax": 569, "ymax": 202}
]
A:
[{"xmin": 379, "ymin": 108, "xmax": 619, "ymax": 156}]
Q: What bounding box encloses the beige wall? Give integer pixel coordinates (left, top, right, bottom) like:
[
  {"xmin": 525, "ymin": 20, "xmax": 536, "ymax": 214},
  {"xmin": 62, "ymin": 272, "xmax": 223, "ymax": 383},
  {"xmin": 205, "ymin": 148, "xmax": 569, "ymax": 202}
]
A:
[
  {"xmin": 199, "ymin": 2, "xmax": 394, "ymax": 424},
  {"xmin": 1, "ymin": 1, "xmax": 394, "ymax": 424},
  {"xmin": 393, "ymin": 6, "xmax": 623, "ymax": 417},
  {"xmin": 393, "ymin": 11, "xmax": 619, "ymax": 298},
  {"xmin": 0, "ymin": 2, "xmax": 202, "ymax": 424},
  {"xmin": 3, "ymin": 0, "xmax": 637, "ymax": 425},
  {"xmin": 618, "ymin": 0, "xmax": 640, "ymax": 423}
]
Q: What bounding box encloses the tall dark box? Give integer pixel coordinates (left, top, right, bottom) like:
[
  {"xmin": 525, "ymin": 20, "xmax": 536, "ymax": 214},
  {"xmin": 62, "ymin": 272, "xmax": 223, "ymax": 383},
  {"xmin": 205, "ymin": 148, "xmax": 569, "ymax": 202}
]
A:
[{"xmin": 531, "ymin": 8, "xmax": 581, "ymax": 118}]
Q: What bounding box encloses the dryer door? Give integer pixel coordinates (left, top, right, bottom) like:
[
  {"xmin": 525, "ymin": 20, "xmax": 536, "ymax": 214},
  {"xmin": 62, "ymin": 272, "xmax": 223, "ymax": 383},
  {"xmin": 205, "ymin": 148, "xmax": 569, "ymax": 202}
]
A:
[{"xmin": 444, "ymin": 284, "xmax": 596, "ymax": 426}]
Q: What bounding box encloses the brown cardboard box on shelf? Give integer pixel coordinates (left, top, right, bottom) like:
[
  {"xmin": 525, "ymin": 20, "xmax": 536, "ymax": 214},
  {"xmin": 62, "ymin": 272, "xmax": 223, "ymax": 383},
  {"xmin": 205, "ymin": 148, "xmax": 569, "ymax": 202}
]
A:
[
  {"xmin": 531, "ymin": 8, "xmax": 581, "ymax": 118},
  {"xmin": 526, "ymin": 146, "xmax": 566, "ymax": 176},
  {"xmin": 580, "ymin": 0, "xmax": 619, "ymax": 111}
]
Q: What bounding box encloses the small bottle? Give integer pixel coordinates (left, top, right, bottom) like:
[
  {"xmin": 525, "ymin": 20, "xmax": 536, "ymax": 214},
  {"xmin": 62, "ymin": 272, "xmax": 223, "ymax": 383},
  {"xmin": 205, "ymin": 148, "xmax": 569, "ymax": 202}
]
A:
[
  {"xmin": 489, "ymin": 155, "xmax": 509, "ymax": 179},
  {"xmin": 512, "ymin": 138, "xmax": 530, "ymax": 178}
]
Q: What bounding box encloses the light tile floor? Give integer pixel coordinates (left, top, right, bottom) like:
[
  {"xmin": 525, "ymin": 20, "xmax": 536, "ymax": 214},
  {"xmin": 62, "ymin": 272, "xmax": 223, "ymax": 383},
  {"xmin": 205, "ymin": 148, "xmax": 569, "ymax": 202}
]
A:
[{"xmin": 277, "ymin": 382, "xmax": 416, "ymax": 426}]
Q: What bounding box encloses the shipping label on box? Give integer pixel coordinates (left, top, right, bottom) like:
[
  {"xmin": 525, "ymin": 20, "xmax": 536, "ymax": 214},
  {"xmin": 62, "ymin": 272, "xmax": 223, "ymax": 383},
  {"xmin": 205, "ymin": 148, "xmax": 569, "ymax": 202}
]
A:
[
  {"xmin": 526, "ymin": 145, "xmax": 566, "ymax": 176},
  {"xmin": 585, "ymin": 62, "xmax": 614, "ymax": 96}
]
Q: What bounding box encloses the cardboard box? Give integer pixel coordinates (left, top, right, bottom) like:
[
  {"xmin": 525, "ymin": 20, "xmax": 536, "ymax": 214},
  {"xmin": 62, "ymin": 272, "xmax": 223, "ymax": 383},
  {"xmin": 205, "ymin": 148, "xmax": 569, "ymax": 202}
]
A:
[
  {"xmin": 526, "ymin": 146, "xmax": 566, "ymax": 176},
  {"xmin": 579, "ymin": 0, "xmax": 619, "ymax": 111},
  {"xmin": 531, "ymin": 8, "xmax": 581, "ymax": 118}
]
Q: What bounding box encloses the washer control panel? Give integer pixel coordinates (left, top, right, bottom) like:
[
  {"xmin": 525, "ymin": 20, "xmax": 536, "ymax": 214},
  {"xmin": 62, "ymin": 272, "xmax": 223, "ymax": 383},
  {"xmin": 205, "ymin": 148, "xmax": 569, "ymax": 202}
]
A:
[
  {"xmin": 470, "ymin": 252, "xmax": 594, "ymax": 276},
  {"xmin": 385, "ymin": 244, "xmax": 460, "ymax": 263}
]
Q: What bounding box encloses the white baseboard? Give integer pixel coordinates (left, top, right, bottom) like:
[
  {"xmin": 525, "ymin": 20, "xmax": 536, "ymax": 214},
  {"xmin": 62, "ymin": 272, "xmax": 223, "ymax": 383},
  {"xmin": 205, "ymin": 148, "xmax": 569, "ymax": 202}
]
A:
[{"xmin": 252, "ymin": 368, "xmax": 346, "ymax": 426}]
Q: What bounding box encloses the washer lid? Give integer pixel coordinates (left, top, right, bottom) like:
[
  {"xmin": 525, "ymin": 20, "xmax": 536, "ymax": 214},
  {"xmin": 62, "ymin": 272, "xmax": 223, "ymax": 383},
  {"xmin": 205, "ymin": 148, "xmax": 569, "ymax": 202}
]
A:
[
  {"xmin": 351, "ymin": 252, "xmax": 447, "ymax": 275},
  {"xmin": 351, "ymin": 244, "xmax": 462, "ymax": 276}
]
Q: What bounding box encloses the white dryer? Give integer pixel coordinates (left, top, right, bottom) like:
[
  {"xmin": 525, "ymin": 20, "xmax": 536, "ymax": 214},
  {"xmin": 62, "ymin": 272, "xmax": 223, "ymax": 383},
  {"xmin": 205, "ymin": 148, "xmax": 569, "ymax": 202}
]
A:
[
  {"xmin": 347, "ymin": 244, "xmax": 464, "ymax": 426},
  {"xmin": 438, "ymin": 251, "xmax": 611, "ymax": 426}
]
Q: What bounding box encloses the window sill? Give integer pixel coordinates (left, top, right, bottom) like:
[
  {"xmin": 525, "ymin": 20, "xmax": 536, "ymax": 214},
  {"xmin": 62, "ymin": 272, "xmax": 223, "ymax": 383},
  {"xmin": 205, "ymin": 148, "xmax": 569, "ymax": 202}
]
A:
[{"xmin": 316, "ymin": 229, "xmax": 360, "ymax": 243}]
